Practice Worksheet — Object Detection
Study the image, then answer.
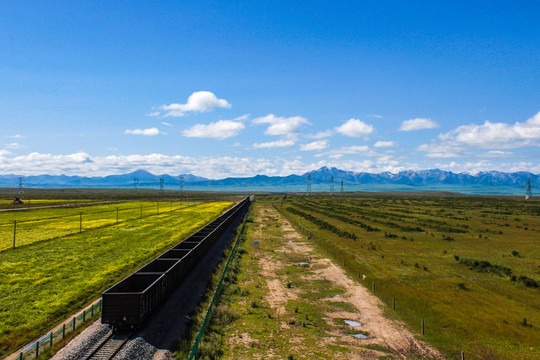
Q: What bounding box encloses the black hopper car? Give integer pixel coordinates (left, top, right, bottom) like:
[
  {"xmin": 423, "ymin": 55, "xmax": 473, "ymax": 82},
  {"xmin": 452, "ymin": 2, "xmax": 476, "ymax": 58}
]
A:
[{"xmin": 101, "ymin": 197, "xmax": 251, "ymax": 329}]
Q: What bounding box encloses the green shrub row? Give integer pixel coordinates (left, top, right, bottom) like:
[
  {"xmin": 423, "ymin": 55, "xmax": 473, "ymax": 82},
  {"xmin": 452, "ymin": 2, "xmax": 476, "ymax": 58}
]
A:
[
  {"xmin": 454, "ymin": 255, "xmax": 539, "ymax": 288},
  {"xmin": 296, "ymin": 200, "xmax": 380, "ymax": 232},
  {"xmin": 285, "ymin": 206, "xmax": 357, "ymax": 240},
  {"xmin": 454, "ymin": 255, "xmax": 513, "ymax": 277}
]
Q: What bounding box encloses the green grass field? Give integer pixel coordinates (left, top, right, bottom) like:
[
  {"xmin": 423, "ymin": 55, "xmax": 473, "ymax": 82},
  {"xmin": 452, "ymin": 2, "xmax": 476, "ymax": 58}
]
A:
[
  {"xmin": 271, "ymin": 194, "xmax": 540, "ymax": 359},
  {"xmin": 0, "ymin": 200, "xmax": 231, "ymax": 357},
  {"xmin": 0, "ymin": 201, "xmax": 199, "ymax": 251}
]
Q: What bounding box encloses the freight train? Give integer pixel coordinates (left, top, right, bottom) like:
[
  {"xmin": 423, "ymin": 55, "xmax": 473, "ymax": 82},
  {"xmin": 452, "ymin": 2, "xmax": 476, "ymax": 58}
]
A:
[{"xmin": 101, "ymin": 197, "xmax": 251, "ymax": 329}]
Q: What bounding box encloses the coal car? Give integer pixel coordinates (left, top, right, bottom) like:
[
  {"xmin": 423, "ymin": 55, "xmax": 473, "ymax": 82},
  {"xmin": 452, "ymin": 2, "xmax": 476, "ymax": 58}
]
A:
[{"xmin": 101, "ymin": 197, "xmax": 251, "ymax": 329}]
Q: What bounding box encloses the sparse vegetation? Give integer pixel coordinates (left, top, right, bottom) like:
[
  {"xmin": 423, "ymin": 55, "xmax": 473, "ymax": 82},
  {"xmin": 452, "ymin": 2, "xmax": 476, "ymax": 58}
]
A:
[{"xmin": 276, "ymin": 194, "xmax": 540, "ymax": 360}]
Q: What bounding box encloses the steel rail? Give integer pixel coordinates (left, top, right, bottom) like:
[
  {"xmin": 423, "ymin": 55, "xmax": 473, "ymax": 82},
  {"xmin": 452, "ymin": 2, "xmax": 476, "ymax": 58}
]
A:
[{"xmin": 83, "ymin": 331, "xmax": 132, "ymax": 360}]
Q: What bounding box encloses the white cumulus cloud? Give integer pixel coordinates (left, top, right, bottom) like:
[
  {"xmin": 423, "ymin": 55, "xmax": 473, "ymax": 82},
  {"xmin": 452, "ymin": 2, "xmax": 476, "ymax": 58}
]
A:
[
  {"xmin": 306, "ymin": 130, "xmax": 333, "ymax": 139},
  {"xmin": 335, "ymin": 119, "xmax": 374, "ymax": 137},
  {"xmin": 158, "ymin": 91, "xmax": 231, "ymax": 117},
  {"xmin": 373, "ymin": 141, "xmax": 396, "ymax": 148},
  {"xmin": 125, "ymin": 127, "xmax": 164, "ymax": 136},
  {"xmin": 418, "ymin": 111, "xmax": 540, "ymax": 156},
  {"xmin": 252, "ymin": 139, "xmax": 296, "ymax": 149},
  {"xmin": 399, "ymin": 118, "xmax": 439, "ymax": 131},
  {"xmin": 252, "ymin": 114, "xmax": 309, "ymax": 136},
  {"xmin": 300, "ymin": 140, "xmax": 329, "ymax": 151},
  {"xmin": 5, "ymin": 142, "xmax": 24, "ymax": 149},
  {"xmin": 316, "ymin": 145, "xmax": 370, "ymax": 159},
  {"xmin": 182, "ymin": 120, "xmax": 245, "ymax": 140}
]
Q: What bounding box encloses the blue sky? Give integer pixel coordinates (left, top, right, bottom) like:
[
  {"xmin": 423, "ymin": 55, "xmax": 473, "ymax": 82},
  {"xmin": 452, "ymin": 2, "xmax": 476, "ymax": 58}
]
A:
[{"xmin": 1, "ymin": 1, "xmax": 539, "ymax": 178}]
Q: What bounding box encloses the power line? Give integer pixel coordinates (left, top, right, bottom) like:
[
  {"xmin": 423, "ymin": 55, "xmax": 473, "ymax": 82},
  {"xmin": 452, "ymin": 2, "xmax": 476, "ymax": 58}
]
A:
[{"xmin": 17, "ymin": 177, "xmax": 24, "ymax": 199}]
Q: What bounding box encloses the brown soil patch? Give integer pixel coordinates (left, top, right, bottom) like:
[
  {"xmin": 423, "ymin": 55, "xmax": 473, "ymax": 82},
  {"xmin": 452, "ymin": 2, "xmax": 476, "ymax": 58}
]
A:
[{"xmin": 255, "ymin": 207, "xmax": 298, "ymax": 315}]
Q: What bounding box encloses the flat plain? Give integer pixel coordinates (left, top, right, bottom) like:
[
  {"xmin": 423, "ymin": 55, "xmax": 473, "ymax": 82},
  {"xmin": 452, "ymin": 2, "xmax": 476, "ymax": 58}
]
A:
[
  {"xmin": 191, "ymin": 194, "xmax": 539, "ymax": 360},
  {"xmin": 0, "ymin": 201, "xmax": 201, "ymax": 251},
  {"xmin": 0, "ymin": 199, "xmax": 231, "ymax": 357},
  {"xmin": 273, "ymin": 194, "xmax": 539, "ymax": 359}
]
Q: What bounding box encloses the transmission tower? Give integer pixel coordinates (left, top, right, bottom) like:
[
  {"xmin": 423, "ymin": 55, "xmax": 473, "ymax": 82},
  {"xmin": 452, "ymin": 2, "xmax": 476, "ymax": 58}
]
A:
[
  {"xmin": 134, "ymin": 178, "xmax": 139, "ymax": 195},
  {"xmin": 340, "ymin": 180, "xmax": 344, "ymax": 196},
  {"xmin": 159, "ymin": 178, "xmax": 164, "ymax": 197},
  {"xmin": 330, "ymin": 176, "xmax": 334, "ymax": 195},
  {"xmin": 179, "ymin": 176, "xmax": 184, "ymax": 198},
  {"xmin": 525, "ymin": 177, "xmax": 532, "ymax": 200},
  {"xmin": 306, "ymin": 174, "xmax": 312, "ymax": 195},
  {"xmin": 17, "ymin": 177, "xmax": 24, "ymax": 199}
]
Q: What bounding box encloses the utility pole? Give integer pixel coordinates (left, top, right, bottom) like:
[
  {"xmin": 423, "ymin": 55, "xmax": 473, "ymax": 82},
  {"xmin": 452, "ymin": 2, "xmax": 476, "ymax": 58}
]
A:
[
  {"xmin": 159, "ymin": 178, "xmax": 164, "ymax": 198},
  {"xmin": 330, "ymin": 176, "xmax": 334, "ymax": 195},
  {"xmin": 306, "ymin": 174, "xmax": 312, "ymax": 196},
  {"xmin": 179, "ymin": 176, "xmax": 184, "ymax": 199},
  {"xmin": 134, "ymin": 178, "xmax": 139, "ymax": 195},
  {"xmin": 340, "ymin": 180, "xmax": 344, "ymax": 197}
]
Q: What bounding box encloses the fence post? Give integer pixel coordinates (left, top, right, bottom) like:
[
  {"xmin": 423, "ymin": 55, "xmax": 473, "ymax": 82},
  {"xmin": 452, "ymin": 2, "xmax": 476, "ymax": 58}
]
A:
[
  {"xmin": 72, "ymin": 317, "xmax": 76, "ymax": 332},
  {"xmin": 79, "ymin": 213, "xmax": 82, "ymax": 233},
  {"xmin": 62, "ymin": 323, "xmax": 66, "ymax": 339},
  {"xmin": 83, "ymin": 309, "xmax": 86, "ymax": 322},
  {"xmin": 421, "ymin": 319, "xmax": 425, "ymax": 335},
  {"xmin": 372, "ymin": 281, "xmax": 375, "ymax": 292},
  {"xmin": 91, "ymin": 304, "xmax": 94, "ymax": 317},
  {"xmin": 140, "ymin": 205, "xmax": 143, "ymax": 219},
  {"xmin": 393, "ymin": 297, "xmax": 396, "ymax": 310},
  {"xmin": 50, "ymin": 331, "xmax": 53, "ymax": 348},
  {"xmin": 18, "ymin": 352, "xmax": 22, "ymax": 360},
  {"xmin": 35, "ymin": 341, "xmax": 39, "ymax": 358},
  {"xmin": 13, "ymin": 220, "xmax": 16, "ymax": 249},
  {"xmin": 116, "ymin": 208, "xmax": 119, "ymax": 224},
  {"xmin": 461, "ymin": 351, "xmax": 465, "ymax": 360}
]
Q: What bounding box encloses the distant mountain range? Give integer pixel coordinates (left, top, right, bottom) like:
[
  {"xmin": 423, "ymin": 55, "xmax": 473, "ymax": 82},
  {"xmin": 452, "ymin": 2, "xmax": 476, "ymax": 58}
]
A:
[{"xmin": 0, "ymin": 167, "xmax": 537, "ymax": 190}]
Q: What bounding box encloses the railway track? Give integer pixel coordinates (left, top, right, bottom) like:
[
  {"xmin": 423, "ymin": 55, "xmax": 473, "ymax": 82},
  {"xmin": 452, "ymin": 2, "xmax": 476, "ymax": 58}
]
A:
[{"xmin": 83, "ymin": 331, "xmax": 132, "ymax": 360}]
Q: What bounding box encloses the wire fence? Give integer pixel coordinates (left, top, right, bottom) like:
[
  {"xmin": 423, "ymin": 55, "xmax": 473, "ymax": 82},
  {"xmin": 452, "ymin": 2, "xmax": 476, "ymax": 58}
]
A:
[
  {"xmin": 14, "ymin": 300, "xmax": 102, "ymax": 360},
  {"xmin": 1, "ymin": 201, "xmax": 196, "ymax": 251},
  {"xmin": 187, "ymin": 209, "xmax": 249, "ymax": 360}
]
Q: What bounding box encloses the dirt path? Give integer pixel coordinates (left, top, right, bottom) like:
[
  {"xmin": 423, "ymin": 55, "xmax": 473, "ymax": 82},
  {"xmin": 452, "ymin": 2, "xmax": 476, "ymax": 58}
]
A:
[{"xmin": 227, "ymin": 203, "xmax": 443, "ymax": 359}]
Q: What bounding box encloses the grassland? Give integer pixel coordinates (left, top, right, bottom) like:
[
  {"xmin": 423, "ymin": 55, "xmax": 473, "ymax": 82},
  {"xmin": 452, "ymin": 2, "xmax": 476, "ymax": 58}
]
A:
[
  {"xmin": 265, "ymin": 194, "xmax": 540, "ymax": 359},
  {"xmin": 0, "ymin": 201, "xmax": 200, "ymax": 251},
  {"xmin": 187, "ymin": 199, "xmax": 440, "ymax": 359},
  {"xmin": 0, "ymin": 200, "xmax": 232, "ymax": 357}
]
